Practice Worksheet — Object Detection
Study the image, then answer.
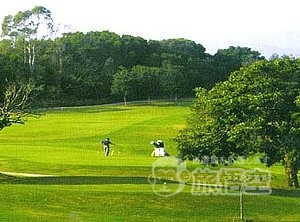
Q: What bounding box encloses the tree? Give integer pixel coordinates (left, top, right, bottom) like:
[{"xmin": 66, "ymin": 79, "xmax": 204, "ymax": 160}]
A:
[
  {"xmin": 0, "ymin": 82, "xmax": 35, "ymax": 130},
  {"xmin": 213, "ymin": 46, "xmax": 265, "ymax": 82},
  {"xmin": 1, "ymin": 6, "xmax": 54, "ymax": 75},
  {"xmin": 176, "ymin": 58, "xmax": 300, "ymax": 188},
  {"xmin": 111, "ymin": 67, "xmax": 133, "ymax": 105},
  {"xmin": 161, "ymin": 63, "xmax": 185, "ymax": 100},
  {"xmin": 111, "ymin": 65, "xmax": 162, "ymax": 105},
  {"xmin": 130, "ymin": 65, "xmax": 161, "ymax": 103},
  {"xmin": 159, "ymin": 38, "xmax": 206, "ymax": 59},
  {"xmin": 118, "ymin": 35, "xmax": 148, "ymax": 68}
]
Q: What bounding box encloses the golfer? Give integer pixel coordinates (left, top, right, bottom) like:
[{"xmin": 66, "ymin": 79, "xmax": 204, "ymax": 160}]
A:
[
  {"xmin": 101, "ymin": 138, "xmax": 113, "ymax": 156},
  {"xmin": 150, "ymin": 139, "xmax": 165, "ymax": 156}
]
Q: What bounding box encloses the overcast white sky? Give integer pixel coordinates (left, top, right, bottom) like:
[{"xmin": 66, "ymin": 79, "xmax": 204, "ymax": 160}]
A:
[{"xmin": 1, "ymin": 0, "xmax": 300, "ymax": 57}]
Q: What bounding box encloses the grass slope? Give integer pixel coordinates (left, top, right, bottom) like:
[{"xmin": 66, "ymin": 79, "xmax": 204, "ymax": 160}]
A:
[{"xmin": 0, "ymin": 100, "xmax": 300, "ymax": 221}]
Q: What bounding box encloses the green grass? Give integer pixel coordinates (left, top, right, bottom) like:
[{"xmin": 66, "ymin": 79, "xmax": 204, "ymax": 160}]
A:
[
  {"xmin": 0, "ymin": 102, "xmax": 188, "ymax": 173},
  {"xmin": 0, "ymin": 100, "xmax": 300, "ymax": 221}
]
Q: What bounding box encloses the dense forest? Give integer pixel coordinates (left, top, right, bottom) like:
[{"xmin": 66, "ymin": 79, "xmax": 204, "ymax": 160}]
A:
[{"xmin": 0, "ymin": 6, "xmax": 266, "ymax": 107}]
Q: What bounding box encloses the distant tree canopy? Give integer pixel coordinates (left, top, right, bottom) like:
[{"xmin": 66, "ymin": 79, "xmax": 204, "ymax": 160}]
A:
[
  {"xmin": 176, "ymin": 58, "xmax": 300, "ymax": 188},
  {"xmin": 212, "ymin": 46, "xmax": 265, "ymax": 82},
  {"xmin": 1, "ymin": 6, "xmax": 265, "ymax": 107}
]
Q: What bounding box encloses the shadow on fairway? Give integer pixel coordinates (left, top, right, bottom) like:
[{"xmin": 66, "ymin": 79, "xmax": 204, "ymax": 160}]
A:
[
  {"xmin": 46, "ymin": 106, "xmax": 128, "ymax": 114},
  {"xmin": 1, "ymin": 176, "xmax": 146, "ymax": 185},
  {"xmin": 0, "ymin": 175, "xmax": 178, "ymax": 185},
  {"xmin": 270, "ymin": 188, "xmax": 300, "ymax": 197}
]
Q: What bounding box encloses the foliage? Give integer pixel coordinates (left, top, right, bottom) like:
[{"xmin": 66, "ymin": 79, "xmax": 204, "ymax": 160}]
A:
[
  {"xmin": 176, "ymin": 58, "xmax": 300, "ymax": 188},
  {"xmin": 0, "ymin": 82, "xmax": 35, "ymax": 130},
  {"xmin": 161, "ymin": 63, "xmax": 185, "ymax": 100},
  {"xmin": 111, "ymin": 65, "xmax": 161, "ymax": 104},
  {"xmin": 1, "ymin": 6, "xmax": 54, "ymax": 76},
  {"xmin": 111, "ymin": 66, "xmax": 132, "ymax": 105},
  {"xmin": 213, "ymin": 46, "xmax": 265, "ymax": 82},
  {"xmin": 1, "ymin": 6, "xmax": 266, "ymax": 107}
]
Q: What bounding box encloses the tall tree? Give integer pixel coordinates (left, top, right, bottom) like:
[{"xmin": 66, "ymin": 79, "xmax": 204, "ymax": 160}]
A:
[
  {"xmin": 161, "ymin": 63, "xmax": 185, "ymax": 100},
  {"xmin": 1, "ymin": 6, "xmax": 54, "ymax": 75},
  {"xmin": 111, "ymin": 67, "xmax": 133, "ymax": 105},
  {"xmin": 130, "ymin": 65, "xmax": 161, "ymax": 103},
  {"xmin": 176, "ymin": 58, "xmax": 300, "ymax": 188}
]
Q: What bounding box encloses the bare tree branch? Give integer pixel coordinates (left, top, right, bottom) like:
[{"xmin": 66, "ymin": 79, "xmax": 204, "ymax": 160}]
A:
[{"xmin": 0, "ymin": 82, "xmax": 38, "ymax": 130}]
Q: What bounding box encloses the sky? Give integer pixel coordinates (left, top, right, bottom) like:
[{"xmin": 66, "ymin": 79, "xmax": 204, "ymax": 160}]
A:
[{"xmin": 0, "ymin": 0, "xmax": 300, "ymax": 58}]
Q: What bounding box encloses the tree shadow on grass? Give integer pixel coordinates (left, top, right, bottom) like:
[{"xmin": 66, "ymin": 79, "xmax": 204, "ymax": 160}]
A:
[
  {"xmin": 270, "ymin": 188, "xmax": 300, "ymax": 197},
  {"xmin": 0, "ymin": 175, "xmax": 151, "ymax": 185},
  {"xmin": 46, "ymin": 106, "xmax": 128, "ymax": 114},
  {"xmin": 0, "ymin": 175, "xmax": 179, "ymax": 186}
]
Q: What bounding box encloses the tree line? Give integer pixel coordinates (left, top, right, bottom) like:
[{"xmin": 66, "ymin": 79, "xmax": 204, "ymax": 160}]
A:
[{"xmin": 0, "ymin": 6, "xmax": 265, "ymax": 107}]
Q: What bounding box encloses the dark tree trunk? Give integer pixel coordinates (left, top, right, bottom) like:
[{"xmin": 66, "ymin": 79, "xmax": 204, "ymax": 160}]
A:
[
  {"xmin": 284, "ymin": 152, "xmax": 299, "ymax": 188},
  {"xmin": 123, "ymin": 96, "xmax": 127, "ymax": 106}
]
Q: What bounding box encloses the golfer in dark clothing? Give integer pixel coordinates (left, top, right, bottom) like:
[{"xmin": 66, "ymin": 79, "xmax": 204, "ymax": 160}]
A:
[{"xmin": 101, "ymin": 138, "xmax": 112, "ymax": 156}]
